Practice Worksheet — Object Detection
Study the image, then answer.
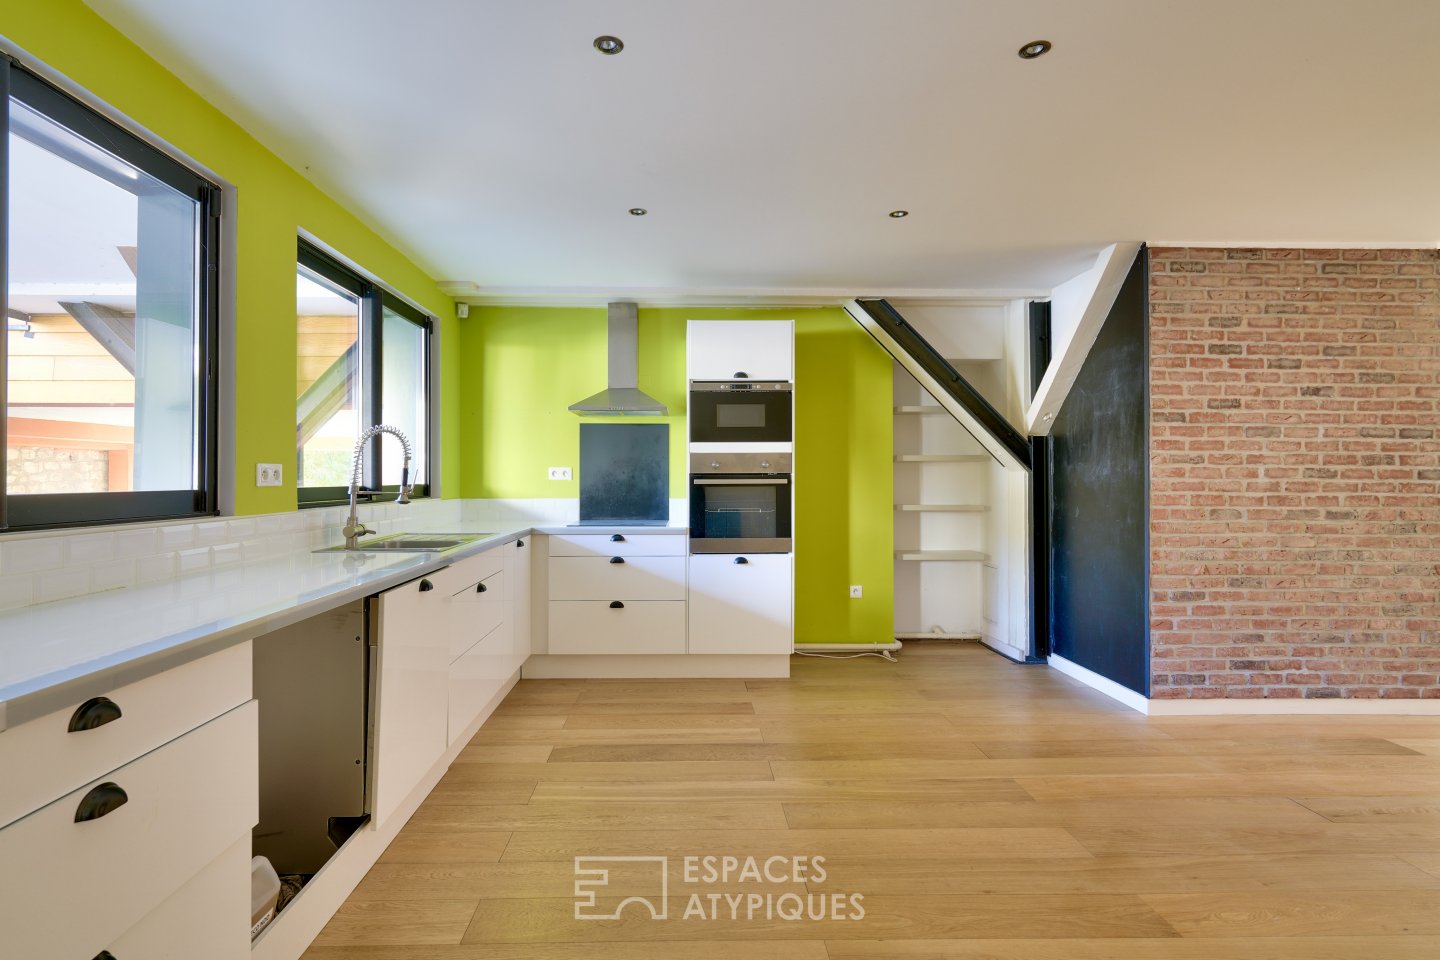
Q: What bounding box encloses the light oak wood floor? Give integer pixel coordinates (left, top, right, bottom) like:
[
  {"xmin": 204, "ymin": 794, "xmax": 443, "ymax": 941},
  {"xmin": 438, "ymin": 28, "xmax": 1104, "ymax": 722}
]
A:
[{"xmin": 303, "ymin": 643, "xmax": 1440, "ymax": 959}]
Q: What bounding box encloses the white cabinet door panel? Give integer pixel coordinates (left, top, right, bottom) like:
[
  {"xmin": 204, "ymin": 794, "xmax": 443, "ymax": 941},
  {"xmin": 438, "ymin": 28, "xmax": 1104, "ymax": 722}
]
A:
[
  {"xmin": 687, "ymin": 320, "xmax": 794, "ymax": 381},
  {"xmin": 0, "ymin": 701, "xmax": 257, "ymax": 960},
  {"xmin": 371, "ymin": 573, "xmax": 451, "ymax": 826},
  {"xmin": 688, "ymin": 554, "xmax": 793, "ymax": 654},
  {"xmin": 0, "ymin": 642, "xmax": 251, "ymax": 830},
  {"xmin": 548, "ymin": 556, "xmax": 686, "ymax": 601},
  {"xmin": 548, "ymin": 601, "xmax": 687, "ymax": 654}
]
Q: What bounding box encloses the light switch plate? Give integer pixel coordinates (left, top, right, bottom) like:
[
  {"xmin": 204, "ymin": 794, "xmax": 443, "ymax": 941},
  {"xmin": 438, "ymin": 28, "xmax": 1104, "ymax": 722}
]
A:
[
  {"xmin": 256, "ymin": 463, "xmax": 282, "ymax": 486},
  {"xmin": 547, "ymin": 466, "xmax": 572, "ymax": 481}
]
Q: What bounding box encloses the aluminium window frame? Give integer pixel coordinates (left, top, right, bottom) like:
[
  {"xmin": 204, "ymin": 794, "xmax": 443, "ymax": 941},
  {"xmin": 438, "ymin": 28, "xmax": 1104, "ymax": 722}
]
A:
[
  {"xmin": 0, "ymin": 57, "xmax": 221, "ymax": 532},
  {"xmin": 296, "ymin": 239, "xmax": 433, "ymax": 508}
]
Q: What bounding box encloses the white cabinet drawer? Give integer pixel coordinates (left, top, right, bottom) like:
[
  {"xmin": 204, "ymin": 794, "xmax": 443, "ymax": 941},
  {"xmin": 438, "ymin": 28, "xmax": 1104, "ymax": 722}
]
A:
[
  {"xmin": 548, "ymin": 533, "xmax": 686, "ymax": 558},
  {"xmin": 447, "ymin": 544, "xmax": 505, "ymax": 586},
  {"xmin": 105, "ymin": 835, "xmax": 251, "ymax": 960},
  {"xmin": 549, "ymin": 601, "xmax": 687, "ymax": 654},
  {"xmin": 0, "ymin": 700, "xmax": 258, "ymax": 960},
  {"xmin": 448, "ymin": 621, "xmax": 511, "ymax": 745},
  {"xmin": 689, "ymin": 554, "xmax": 793, "ymax": 654},
  {"xmin": 448, "ymin": 569, "xmax": 504, "ymax": 662},
  {"xmin": 549, "ymin": 555, "xmax": 687, "ymax": 601},
  {"xmin": 0, "ymin": 642, "xmax": 252, "ymax": 829}
]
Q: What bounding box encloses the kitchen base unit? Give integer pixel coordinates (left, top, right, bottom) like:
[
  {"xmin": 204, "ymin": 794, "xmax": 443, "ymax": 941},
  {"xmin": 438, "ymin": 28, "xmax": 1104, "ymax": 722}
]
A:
[
  {"xmin": 689, "ymin": 552, "xmax": 794, "ymax": 655},
  {"xmin": 524, "ymin": 529, "xmax": 791, "ymax": 678}
]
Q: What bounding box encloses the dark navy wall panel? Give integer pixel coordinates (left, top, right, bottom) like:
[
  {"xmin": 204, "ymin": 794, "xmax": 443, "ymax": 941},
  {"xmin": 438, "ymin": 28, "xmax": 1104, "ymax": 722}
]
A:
[{"xmin": 1049, "ymin": 251, "xmax": 1150, "ymax": 694}]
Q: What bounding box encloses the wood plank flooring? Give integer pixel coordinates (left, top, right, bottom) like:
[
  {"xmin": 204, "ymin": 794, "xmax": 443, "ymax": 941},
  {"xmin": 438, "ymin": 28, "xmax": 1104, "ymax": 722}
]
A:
[{"xmin": 303, "ymin": 643, "xmax": 1440, "ymax": 959}]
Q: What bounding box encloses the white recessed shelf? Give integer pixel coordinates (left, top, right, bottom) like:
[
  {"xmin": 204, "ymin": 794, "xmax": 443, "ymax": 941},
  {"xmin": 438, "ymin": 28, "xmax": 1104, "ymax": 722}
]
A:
[
  {"xmin": 895, "ymin": 550, "xmax": 989, "ymax": 562},
  {"xmin": 894, "ymin": 405, "xmax": 948, "ymax": 415},
  {"xmin": 894, "ymin": 454, "xmax": 990, "ymax": 463},
  {"xmin": 895, "ymin": 504, "xmax": 990, "ymax": 512}
]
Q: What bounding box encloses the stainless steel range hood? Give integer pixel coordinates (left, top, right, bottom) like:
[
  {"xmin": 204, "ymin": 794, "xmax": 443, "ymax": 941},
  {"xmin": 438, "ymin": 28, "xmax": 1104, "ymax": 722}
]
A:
[{"xmin": 568, "ymin": 301, "xmax": 669, "ymax": 416}]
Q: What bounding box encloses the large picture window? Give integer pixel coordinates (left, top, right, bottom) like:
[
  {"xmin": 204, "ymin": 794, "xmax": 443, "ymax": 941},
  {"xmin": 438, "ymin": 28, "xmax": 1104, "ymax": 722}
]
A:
[
  {"xmin": 296, "ymin": 240, "xmax": 430, "ymax": 505},
  {"xmin": 2, "ymin": 59, "xmax": 220, "ymax": 530}
]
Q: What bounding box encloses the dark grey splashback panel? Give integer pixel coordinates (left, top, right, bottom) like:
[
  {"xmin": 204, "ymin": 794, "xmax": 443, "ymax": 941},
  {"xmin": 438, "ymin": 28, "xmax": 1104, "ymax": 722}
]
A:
[{"xmin": 579, "ymin": 424, "xmax": 669, "ymax": 525}]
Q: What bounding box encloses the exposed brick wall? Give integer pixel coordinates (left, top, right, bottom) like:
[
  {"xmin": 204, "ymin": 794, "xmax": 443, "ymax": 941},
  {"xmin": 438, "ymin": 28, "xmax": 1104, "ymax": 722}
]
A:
[{"xmin": 1148, "ymin": 247, "xmax": 1440, "ymax": 699}]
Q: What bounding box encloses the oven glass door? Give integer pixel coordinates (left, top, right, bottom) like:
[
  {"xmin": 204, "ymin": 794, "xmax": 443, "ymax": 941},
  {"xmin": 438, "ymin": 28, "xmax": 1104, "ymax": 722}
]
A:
[
  {"xmin": 690, "ymin": 474, "xmax": 792, "ymax": 552},
  {"xmin": 689, "ymin": 391, "xmax": 792, "ymax": 444}
]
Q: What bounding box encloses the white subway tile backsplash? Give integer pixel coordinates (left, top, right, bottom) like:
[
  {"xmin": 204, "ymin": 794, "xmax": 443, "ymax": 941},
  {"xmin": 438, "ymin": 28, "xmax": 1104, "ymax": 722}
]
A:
[
  {"xmin": 157, "ymin": 524, "xmax": 196, "ymax": 551},
  {"xmin": 90, "ymin": 558, "xmax": 137, "ymax": 593},
  {"xmin": 35, "ymin": 566, "xmax": 91, "ymax": 604},
  {"xmin": 0, "ymin": 498, "xmax": 548, "ymax": 611},
  {"xmin": 64, "ymin": 533, "xmax": 116, "ymax": 565},
  {"xmin": 176, "ymin": 547, "xmax": 212, "ymax": 574},
  {"xmin": 114, "ymin": 527, "xmax": 158, "ymax": 559},
  {"xmin": 136, "ymin": 553, "xmax": 177, "ymax": 584},
  {"xmin": 0, "ymin": 575, "xmax": 34, "ymax": 610}
]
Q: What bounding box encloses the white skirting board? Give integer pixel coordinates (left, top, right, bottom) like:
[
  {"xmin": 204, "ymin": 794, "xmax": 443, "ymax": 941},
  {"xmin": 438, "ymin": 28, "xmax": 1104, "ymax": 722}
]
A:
[
  {"xmin": 522, "ymin": 654, "xmax": 791, "ymax": 679},
  {"xmin": 1048, "ymin": 655, "xmax": 1440, "ymax": 716},
  {"xmin": 1047, "ymin": 655, "xmax": 1149, "ymax": 713},
  {"xmin": 250, "ymin": 669, "xmax": 520, "ymax": 960}
]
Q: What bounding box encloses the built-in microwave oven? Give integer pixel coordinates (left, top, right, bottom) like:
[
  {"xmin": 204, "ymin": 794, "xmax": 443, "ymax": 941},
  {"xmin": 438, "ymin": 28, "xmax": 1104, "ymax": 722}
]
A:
[
  {"xmin": 688, "ymin": 380, "xmax": 792, "ymax": 445},
  {"xmin": 689, "ymin": 452, "xmax": 792, "ymax": 554}
]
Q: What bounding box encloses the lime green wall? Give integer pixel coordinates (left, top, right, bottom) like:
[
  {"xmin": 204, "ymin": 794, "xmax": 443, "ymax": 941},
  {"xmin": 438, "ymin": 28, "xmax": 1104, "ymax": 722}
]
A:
[
  {"xmin": 1, "ymin": 1, "xmax": 460, "ymax": 514},
  {"xmin": 459, "ymin": 306, "xmax": 894, "ymax": 644}
]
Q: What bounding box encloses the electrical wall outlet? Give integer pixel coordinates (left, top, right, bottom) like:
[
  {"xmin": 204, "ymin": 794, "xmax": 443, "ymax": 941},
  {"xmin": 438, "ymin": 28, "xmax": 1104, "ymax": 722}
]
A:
[
  {"xmin": 547, "ymin": 466, "xmax": 572, "ymax": 481},
  {"xmin": 256, "ymin": 463, "xmax": 282, "ymax": 486},
  {"xmin": 849, "ymin": 585, "xmax": 863, "ymax": 599}
]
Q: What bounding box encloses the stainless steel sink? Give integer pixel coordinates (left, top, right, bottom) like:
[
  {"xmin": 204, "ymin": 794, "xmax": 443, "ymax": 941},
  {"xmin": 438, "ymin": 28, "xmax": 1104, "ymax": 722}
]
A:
[{"xmin": 315, "ymin": 533, "xmax": 492, "ymax": 554}]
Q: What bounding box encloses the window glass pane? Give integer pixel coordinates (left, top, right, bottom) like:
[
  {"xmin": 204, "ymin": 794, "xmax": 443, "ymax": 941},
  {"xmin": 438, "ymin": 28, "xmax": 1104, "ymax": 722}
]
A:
[
  {"xmin": 380, "ymin": 307, "xmax": 426, "ymax": 486},
  {"xmin": 6, "ymin": 98, "xmax": 200, "ymax": 496},
  {"xmin": 296, "ymin": 269, "xmax": 360, "ymax": 487}
]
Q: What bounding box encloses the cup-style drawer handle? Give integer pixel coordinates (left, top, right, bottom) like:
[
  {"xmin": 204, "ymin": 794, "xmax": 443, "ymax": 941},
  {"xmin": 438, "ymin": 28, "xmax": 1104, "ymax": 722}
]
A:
[
  {"xmin": 734, "ymin": 557, "xmax": 749, "ymax": 565},
  {"xmin": 75, "ymin": 782, "xmax": 128, "ymax": 823},
  {"xmin": 93, "ymin": 952, "xmax": 118, "ymax": 960},
  {"xmin": 476, "ymin": 582, "xmax": 487, "ymax": 593},
  {"xmin": 610, "ymin": 534, "xmax": 626, "ymax": 542},
  {"xmin": 69, "ymin": 696, "xmax": 123, "ymax": 732},
  {"xmin": 609, "ymin": 600, "xmax": 624, "ymax": 609},
  {"xmin": 419, "ymin": 579, "xmax": 434, "ymax": 592},
  {"xmin": 609, "ymin": 556, "xmax": 625, "ymax": 564},
  {"xmin": 517, "ymin": 539, "xmax": 525, "ymax": 548},
  {"xmin": 734, "ymin": 371, "xmax": 749, "ymax": 378}
]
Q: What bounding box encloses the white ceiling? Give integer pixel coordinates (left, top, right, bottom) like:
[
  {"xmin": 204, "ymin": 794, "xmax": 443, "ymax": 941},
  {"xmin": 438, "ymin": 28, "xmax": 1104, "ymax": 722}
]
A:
[{"xmin": 82, "ymin": 0, "xmax": 1440, "ymax": 299}]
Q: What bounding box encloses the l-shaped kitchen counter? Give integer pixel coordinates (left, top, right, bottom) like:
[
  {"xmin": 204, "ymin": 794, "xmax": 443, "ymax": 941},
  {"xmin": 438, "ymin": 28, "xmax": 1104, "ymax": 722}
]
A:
[{"xmin": 0, "ymin": 522, "xmax": 687, "ymax": 732}]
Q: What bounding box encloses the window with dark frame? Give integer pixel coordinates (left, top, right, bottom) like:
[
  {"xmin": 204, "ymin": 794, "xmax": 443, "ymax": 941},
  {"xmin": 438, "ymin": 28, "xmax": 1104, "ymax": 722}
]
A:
[
  {"xmin": 1, "ymin": 58, "xmax": 220, "ymax": 531},
  {"xmin": 295, "ymin": 240, "xmax": 431, "ymax": 507}
]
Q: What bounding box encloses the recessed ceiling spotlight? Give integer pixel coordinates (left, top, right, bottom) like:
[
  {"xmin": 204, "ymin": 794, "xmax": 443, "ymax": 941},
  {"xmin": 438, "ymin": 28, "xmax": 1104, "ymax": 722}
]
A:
[
  {"xmin": 628, "ymin": 207, "xmax": 648, "ymax": 216},
  {"xmin": 594, "ymin": 35, "xmax": 624, "ymax": 55},
  {"xmin": 1018, "ymin": 39, "xmax": 1052, "ymax": 59},
  {"xmin": 888, "ymin": 210, "xmax": 909, "ymax": 218}
]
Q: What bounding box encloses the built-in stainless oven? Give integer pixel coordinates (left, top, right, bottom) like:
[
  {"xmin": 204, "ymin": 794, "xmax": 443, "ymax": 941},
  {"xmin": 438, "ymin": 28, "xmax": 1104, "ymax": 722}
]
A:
[
  {"xmin": 689, "ymin": 452, "xmax": 792, "ymax": 553},
  {"xmin": 689, "ymin": 380, "xmax": 792, "ymax": 445}
]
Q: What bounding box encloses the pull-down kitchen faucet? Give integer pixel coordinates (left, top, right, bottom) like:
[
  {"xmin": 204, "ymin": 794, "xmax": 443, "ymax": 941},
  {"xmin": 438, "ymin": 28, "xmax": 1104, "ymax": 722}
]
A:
[{"xmin": 341, "ymin": 424, "xmax": 414, "ymax": 550}]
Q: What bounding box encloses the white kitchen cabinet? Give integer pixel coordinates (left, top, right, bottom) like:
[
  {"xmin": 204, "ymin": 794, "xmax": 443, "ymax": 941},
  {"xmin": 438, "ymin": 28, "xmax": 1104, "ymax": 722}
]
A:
[
  {"xmin": 106, "ymin": 835, "xmax": 251, "ymax": 960},
  {"xmin": 0, "ymin": 641, "xmax": 251, "ymax": 830},
  {"xmin": 688, "ymin": 554, "xmax": 793, "ymax": 654},
  {"xmin": 549, "ymin": 555, "xmax": 687, "ymax": 601},
  {"xmin": 0, "ymin": 700, "xmax": 257, "ymax": 960},
  {"xmin": 548, "ymin": 532, "xmax": 687, "ymax": 558},
  {"xmin": 549, "ymin": 600, "xmax": 687, "ymax": 654},
  {"xmin": 370, "ymin": 572, "xmax": 452, "ymax": 827},
  {"xmin": 687, "ymin": 319, "xmax": 794, "ymax": 382},
  {"xmin": 447, "ymin": 568, "xmax": 504, "ymax": 662},
  {"xmin": 507, "ymin": 536, "xmax": 533, "ymax": 664}
]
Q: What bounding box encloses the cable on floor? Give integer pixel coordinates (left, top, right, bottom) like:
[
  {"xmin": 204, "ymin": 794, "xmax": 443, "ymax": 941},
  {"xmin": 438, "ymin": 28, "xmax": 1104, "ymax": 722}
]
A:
[{"xmin": 793, "ymin": 650, "xmax": 898, "ymax": 662}]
